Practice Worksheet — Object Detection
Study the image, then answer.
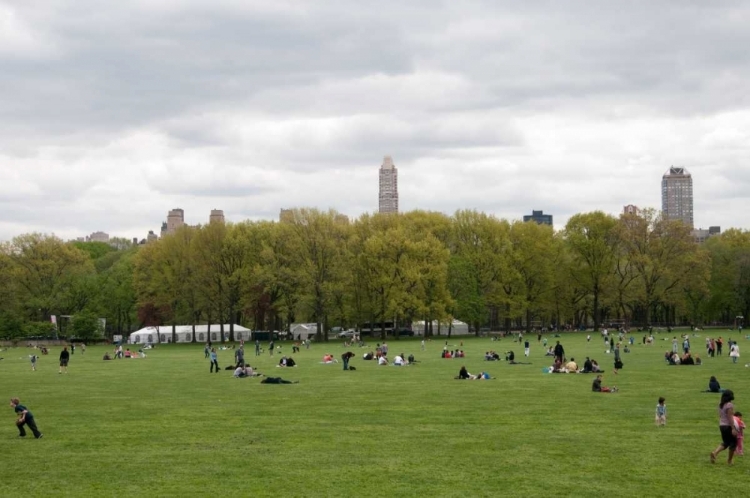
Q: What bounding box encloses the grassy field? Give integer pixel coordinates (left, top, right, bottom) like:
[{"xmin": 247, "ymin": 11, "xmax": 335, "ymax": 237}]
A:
[{"xmin": 1, "ymin": 331, "xmax": 749, "ymax": 497}]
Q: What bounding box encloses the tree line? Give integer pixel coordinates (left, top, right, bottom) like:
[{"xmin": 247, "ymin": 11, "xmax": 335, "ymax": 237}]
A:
[{"xmin": 1, "ymin": 207, "xmax": 748, "ymax": 342}]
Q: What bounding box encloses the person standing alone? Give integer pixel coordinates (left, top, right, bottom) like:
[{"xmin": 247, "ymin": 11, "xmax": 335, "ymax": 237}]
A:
[
  {"xmin": 209, "ymin": 348, "xmax": 219, "ymax": 373},
  {"xmin": 10, "ymin": 398, "xmax": 42, "ymax": 439},
  {"xmin": 59, "ymin": 347, "xmax": 70, "ymax": 374}
]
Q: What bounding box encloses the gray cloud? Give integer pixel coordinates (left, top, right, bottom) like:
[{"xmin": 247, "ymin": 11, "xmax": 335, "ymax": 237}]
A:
[{"xmin": 1, "ymin": 1, "xmax": 750, "ymax": 240}]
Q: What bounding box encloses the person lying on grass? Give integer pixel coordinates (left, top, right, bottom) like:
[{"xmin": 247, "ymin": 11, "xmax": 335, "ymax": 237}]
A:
[
  {"xmin": 234, "ymin": 366, "xmax": 263, "ymax": 378},
  {"xmin": 456, "ymin": 366, "xmax": 493, "ymax": 380},
  {"xmin": 260, "ymin": 377, "xmax": 299, "ymax": 384}
]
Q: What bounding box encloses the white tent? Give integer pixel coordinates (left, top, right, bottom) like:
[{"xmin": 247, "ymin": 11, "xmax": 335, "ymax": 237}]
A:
[
  {"xmin": 129, "ymin": 324, "xmax": 253, "ymax": 344},
  {"xmin": 290, "ymin": 323, "xmax": 318, "ymax": 341},
  {"xmin": 411, "ymin": 320, "xmax": 470, "ymax": 336}
]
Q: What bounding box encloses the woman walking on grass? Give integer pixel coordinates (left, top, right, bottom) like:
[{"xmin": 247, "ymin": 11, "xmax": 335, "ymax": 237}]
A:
[{"xmin": 710, "ymin": 390, "xmax": 737, "ymax": 465}]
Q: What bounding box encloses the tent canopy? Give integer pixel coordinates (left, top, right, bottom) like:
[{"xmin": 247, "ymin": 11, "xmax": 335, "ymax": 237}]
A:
[{"xmin": 129, "ymin": 325, "xmax": 252, "ymax": 343}]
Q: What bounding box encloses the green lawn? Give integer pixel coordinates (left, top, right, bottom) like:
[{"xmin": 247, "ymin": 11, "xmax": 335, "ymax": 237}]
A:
[{"xmin": 1, "ymin": 331, "xmax": 749, "ymax": 497}]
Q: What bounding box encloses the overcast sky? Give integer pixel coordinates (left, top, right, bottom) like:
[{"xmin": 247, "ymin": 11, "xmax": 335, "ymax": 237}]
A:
[{"xmin": 1, "ymin": 1, "xmax": 749, "ymax": 241}]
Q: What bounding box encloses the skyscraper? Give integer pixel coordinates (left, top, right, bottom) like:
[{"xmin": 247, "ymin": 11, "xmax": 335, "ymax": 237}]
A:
[
  {"xmin": 661, "ymin": 167, "xmax": 693, "ymax": 228},
  {"xmin": 209, "ymin": 209, "xmax": 225, "ymax": 224},
  {"xmin": 166, "ymin": 208, "xmax": 185, "ymax": 234},
  {"xmin": 378, "ymin": 156, "xmax": 398, "ymax": 214}
]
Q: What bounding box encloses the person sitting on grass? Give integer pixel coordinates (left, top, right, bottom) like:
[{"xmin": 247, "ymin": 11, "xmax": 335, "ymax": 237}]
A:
[
  {"xmin": 592, "ymin": 374, "xmax": 618, "ymax": 392},
  {"xmin": 393, "ymin": 354, "xmax": 406, "ymax": 366},
  {"xmin": 378, "ymin": 355, "xmax": 388, "ymax": 366},
  {"xmin": 545, "ymin": 347, "xmax": 555, "ymax": 356},
  {"xmin": 582, "ymin": 357, "xmax": 593, "ymax": 373},
  {"xmin": 363, "ymin": 352, "xmax": 374, "ymax": 360},
  {"xmin": 322, "ymin": 354, "xmax": 337, "ymax": 364},
  {"xmin": 505, "ymin": 351, "xmax": 515, "ymax": 362},
  {"xmin": 407, "ymin": 354, "xmax": 416, "ymax": 364},
  {"xmin": 103, "ymin": 352, "xmax": 112, "ymax": 360},
  {"xmin": 706, "ymin": 376, "xmax": 725, "ymax": 393},
  {"xmin": 565, "ymin": 358, "xmax": 579, "ymax": 373},
  {"xmin": 457, "ymin": 366, "xmax": 471, "ymax": 379}
]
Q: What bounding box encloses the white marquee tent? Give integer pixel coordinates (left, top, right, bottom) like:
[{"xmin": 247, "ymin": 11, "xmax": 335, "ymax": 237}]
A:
[
  {"xmin": 289, "ymin": 323, "xmax": 318, "ymax": 341},
  {"xmin": 129, "ymin": 324, "xmax": 253, "ymax": 344}
]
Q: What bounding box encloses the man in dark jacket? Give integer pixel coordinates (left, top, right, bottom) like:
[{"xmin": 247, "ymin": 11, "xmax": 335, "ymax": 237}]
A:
[
  {"xmin": 342, "ymin": 351, "xmax": 355, "ymax": 370},
  {"xmin": 554, "ymin": 341, "xmax": 565, "ymax": 363}
]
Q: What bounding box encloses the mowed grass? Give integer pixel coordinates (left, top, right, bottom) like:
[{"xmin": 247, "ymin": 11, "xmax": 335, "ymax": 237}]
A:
[{"xmin": 1, "ymin": 331, "xmax": 750, "ymax": 497}]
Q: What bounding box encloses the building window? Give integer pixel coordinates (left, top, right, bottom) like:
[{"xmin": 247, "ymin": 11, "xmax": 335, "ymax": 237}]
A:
[{"xmin": 198, "ymin": 333, "xmax": 204, "ymax": 341}]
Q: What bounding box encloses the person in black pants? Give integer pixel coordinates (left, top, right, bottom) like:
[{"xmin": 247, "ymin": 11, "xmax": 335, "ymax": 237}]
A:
[
  {"xmin": 209, "ymin": 348, "xmax": 219, "ymax": 373},
  {"xmin": 342, "ymin": 351, "xmax": 355, "ymax": 370},
  {"xmin": 10, "ymin": 398, "xmax": 43, "ymax": 439},
  {"xmin": 553, "ymin": 341, "xmax": 565, "ymax": 364},
  {"xmin": 59, "ymin": 346, "xmax": 70, "ymax": 374}
]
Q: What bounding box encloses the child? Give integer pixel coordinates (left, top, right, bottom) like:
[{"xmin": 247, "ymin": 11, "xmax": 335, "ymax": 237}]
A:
[
  {"xmin": 10, "ymin": 397, "xmax": 43, "ymax": 439},
  {"xmin": 735, "ymin": 412, "xmax": 745, "ymax": 456},
  {"xmin": 655, "ymin": 397, "xmax": 667, "ymax": 426},
  {"xmin": 30, "ymin": 354, "xmax": 38, "ymax": 371}
]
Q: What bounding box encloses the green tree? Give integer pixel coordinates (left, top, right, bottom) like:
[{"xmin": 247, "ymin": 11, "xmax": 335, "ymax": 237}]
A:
[{"xmin": 563, "ymin": 211, "xmax": 618, "ymax": 330}]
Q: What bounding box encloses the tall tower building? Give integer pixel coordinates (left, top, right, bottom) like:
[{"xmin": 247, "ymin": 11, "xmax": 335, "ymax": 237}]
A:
[
  {"xmin": 209, "ymin": 209, "xmax": 225, "ymax": 224},
  {"xmin": 661, "ymin": 167, "xmax": 693, "ymax": 228},
  {"xmin": 166, "ymin": 208, "xmax": 185, "ymax": 234},
  {"xmin": 378, "ymin": 156, "xmax": 398, "ymax": 214}
]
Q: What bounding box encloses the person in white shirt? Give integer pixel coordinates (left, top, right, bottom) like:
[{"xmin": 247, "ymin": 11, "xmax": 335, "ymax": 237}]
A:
[
  {"xmin": 378, "ymin": 355, "xmax": 388, "ymax": 366},
  {"xmin": 393, "ymin": 355, "xmax": 405, "ymax": 366}
]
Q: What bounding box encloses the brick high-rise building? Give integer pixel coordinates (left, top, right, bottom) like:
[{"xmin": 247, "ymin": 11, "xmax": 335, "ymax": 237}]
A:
[
  {"xmin": 166, "ymin": 208, "xmax": 185, "ymax": 234},
  {"xmin": 209, "ymin": 209, "xmax": 225, "ymax": 224},
  {"xmin": 378, "ymin": 156, "xmax": 398, "ymax": 214},
  {"xmin": 661, "ymin": 167, "xmax": 693, "ymax": 228}
]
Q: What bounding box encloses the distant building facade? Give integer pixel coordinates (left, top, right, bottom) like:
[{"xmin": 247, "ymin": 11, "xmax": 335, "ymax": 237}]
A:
[
  {"xmin": 692, "ymin": 226, "xmax": 721, "ymax": 244},
  {"xmin": 378, "ymin": 156, "xmax": 399, "ymax": 214},
  {"xmin": 146, "ymin": 230, "xmax": 158, "ymax": 243},
  {"xmin": 523, "ymin": 210, "xmax": 553, "ymax": 226},
  {"xmin": 166, "ymin": 208, "xmax": 185, "ymax": 234},
  {"xmin": 210, "ymin": 209, "xmax": 225, "ymax": 224},
  {"xmin": 279, "ymin": 209, "xmax": 294, "ymax": 223},
  {"xmin": 88, "ymin": 231, "xmax": 110, "ymax": 243},
  {"xmin": 661, "ymin": 167, "xmax": 693, "ymax": 228},
  {"xmin": 623, "ymin": 205, "xmax": 639, "ymax": 216}
]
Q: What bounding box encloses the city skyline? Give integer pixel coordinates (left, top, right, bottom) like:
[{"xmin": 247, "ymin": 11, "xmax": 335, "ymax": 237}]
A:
[{"xmin": 2, "ymin": 2, "xmax": 750, "ymax": 241}]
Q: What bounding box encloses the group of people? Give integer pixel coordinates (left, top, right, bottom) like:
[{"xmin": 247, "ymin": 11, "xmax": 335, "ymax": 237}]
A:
[
  {"xmin": 441, "ymin": 349, "xmax": 465, "ymax": 358},
  {"xmin": 665, "ymin": 351, "xmax": 701, "ymax": 365}
]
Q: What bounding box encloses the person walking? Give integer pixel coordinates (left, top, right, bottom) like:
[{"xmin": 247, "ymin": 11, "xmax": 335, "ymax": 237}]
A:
[
  {"xmin": 10, "ymin": 398, "xmax": 42, "ymax": 439},
  {"xmin": 235, "ymin": 346, "xmax": 245, "ymax": 368},
  {"xmin": 255, "ymin": 339, "xmax": 261, "ymax": 356},
  {"xmin": 655, "ymin": 397, "xmax": 667, "ymax": 427},
  {"xmin": 711, "ymin": 390, "xmax": 737, "ymax": 465},
  {"xmin": 204, "ymin": 343, "xmax": 210, "ymax": 359},
  {"xmin": 209, "ymin": 348, "xmax": 219, "ymax": 373},
  {"xmin": 81, "ymin": 343, "xmax": 86, "ymax": 355},
  {"xmin": 729, "ymin": 343, "xmax": 740, "ymax": 364},
  {"xmin": 59, "ymin": 347, "xmax": 70, "ymax": 374},
  {"xmin": 421, "ymin": 339, "xmax": 425, "ymax": 351},
  {"xmin": 269, "ymin": 340, "xmax": 274, "ymax": 356},
  {"xmin": 524, "ymin": 340, "xmax": 530, "ymax": 357},
  {"xmin": 30, "ymin": 354, "xmax": 38, "ymax": 371},
  {"xmin": 613, "ymin": 343, "xmax": 622, "ymax": 374}
]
